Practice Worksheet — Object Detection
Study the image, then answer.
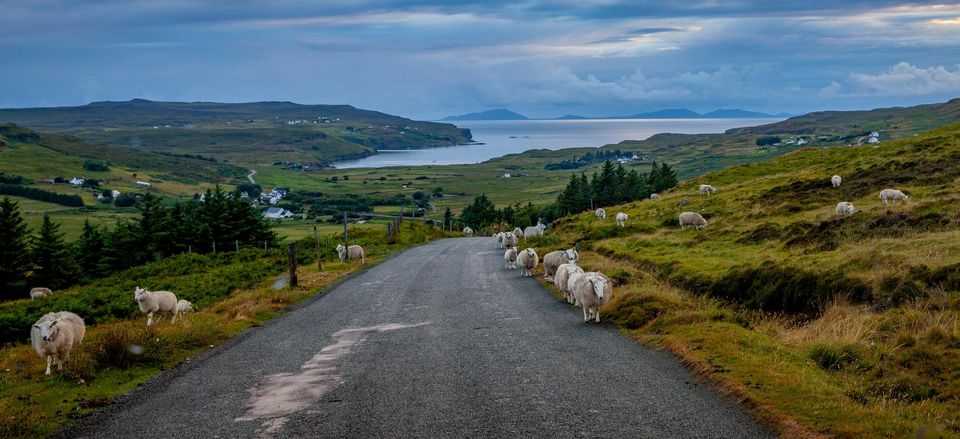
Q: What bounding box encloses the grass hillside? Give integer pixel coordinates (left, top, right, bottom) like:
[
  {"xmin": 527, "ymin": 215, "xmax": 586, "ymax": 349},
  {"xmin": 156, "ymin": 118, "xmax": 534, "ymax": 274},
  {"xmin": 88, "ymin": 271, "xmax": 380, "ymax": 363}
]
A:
[
  {"xmin": 539, "ymin": 122, "xmax": 960, "ymax": 436},
  {"xmin": 0, "ymin": 99, "xmax": 473, "ymax": 165}
]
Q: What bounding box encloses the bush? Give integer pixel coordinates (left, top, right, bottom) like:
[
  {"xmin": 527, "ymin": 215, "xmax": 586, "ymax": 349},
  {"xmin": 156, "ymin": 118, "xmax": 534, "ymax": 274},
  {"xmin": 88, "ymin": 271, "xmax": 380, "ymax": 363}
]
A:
[
  {"xmin": 810, "ymin": 343, "xmax": 864, "ymax": 370},
  {"xmin": 0, "ymin": 184, "xmax": 83, "ymax": 207},
  {"xmin": 82, "ymin": 160, "xmax": 110, "ymax": 172}
]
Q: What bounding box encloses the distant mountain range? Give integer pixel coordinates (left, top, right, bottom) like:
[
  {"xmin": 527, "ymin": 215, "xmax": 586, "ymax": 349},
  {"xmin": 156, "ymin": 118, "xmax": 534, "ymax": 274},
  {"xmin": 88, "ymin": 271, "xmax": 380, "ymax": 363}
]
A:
[{"xmin": 442, "ymin": 108, "xmax": 792, "ymax": 121}]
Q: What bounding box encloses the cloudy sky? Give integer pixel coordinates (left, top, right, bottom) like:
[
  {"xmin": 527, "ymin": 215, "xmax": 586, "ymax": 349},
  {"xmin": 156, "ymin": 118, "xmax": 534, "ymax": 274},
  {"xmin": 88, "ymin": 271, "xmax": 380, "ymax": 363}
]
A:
[{"xmin": 1, "ymin": 1, "xmax": 958, "ymax": 119}]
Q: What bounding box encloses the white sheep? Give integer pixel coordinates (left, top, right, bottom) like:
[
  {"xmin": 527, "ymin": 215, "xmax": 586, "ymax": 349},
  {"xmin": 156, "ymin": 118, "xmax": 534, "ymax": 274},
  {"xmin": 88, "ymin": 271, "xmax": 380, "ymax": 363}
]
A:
[
  {"xmin": 555, "ymin": 263, "xmax": 584, "ymax": 304},
  {"xmin": 595, "ymin": 208, "xmax": 606, "ymax": 220},
  {"xmin": 699, "ymin": 184, "xmax": 717, "ymax": 195},
  {"xmin": 615, "ymin": 212, "xmax": 628, "ymax": 228},
  {"xmin": 835, "ymin": 201, "xmax": 855, "ymax": 217},
  {"xmin": 516, "ymin": 248, "xmax": 539, "ymax": 277},
  {"xmin": 135, "ymin": 286, "xmax": 179, "ymax": 326},
  {"xmin": 502, "ymin": 233, "xmax": 518, "ymax": 249},
  {"xmin": 524, "ymin": 221, "xmax": 546, "ymax": 238},
  {"xmin": 679, "ymin": 212, "xmax": 708, "ymax": 230},
  {"xmin": 177, "ymin": 299, "xmax": 194, "ymax": 314},
  {"xmin": 336, "ymin": 244, "xmax": 365, "ymax": 263},
  {"xmin": 463, "ymin": 227, "xmax": 474, "ymax": 236},
  {"xmin": 880, "ymin": 188, "xmax": 909, "ymax": 205},
  {"xmin": 512, "ymin": 227, "xmax": 523, "ymax": 239},
  {"xmin": 504, "ymin": 247, "xmax": 518, "ymax": 270},
  {"xmin": 569, "ymin": 272, "xmax": 613, "ymax": 323},
  {"xmin": 495, "ymin": 232, "xmax": 504, "ymax": 249},
  {"xmin": 542, "ymin": 248, "xmax": 579, "ymax": 281},
  {"xmin": 831, "ymin": 175, "xmax": 842, "ymax": 188},
  {"xmin": 29, "ymin": 287, "xmax": 53, "ymax": 300},
  {"xmin": 31, "ymin": 311, "xmax": 85, "ymax": 375},
  {"xmin": 650, "ymin": 193, "xmax": 661, "ymax": 200}
]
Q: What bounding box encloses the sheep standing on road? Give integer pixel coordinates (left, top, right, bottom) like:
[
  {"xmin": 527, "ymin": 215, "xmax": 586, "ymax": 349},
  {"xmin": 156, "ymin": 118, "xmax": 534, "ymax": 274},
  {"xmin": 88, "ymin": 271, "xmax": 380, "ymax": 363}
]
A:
[
  {"xmin": 517, "ymin": 248, "xmax": 539, "ymax": 277},
  {"xmin": 835, "ymin": 202, "xmax": 855, "ymax": 217},
  {"xmin": 512, "ymin": 227, "xmax": 523, "ymax": 239},
  {"xmin": 504, "ymin": 247, "xmax": 518, "ymax": 270},
  {"xmin": 135, "ymin": 286, "xmax": 179, "ymax": 326},
  {"xmin": 555, "ymin": 263, "xmax": 584, "ymax": 304},
  {"xmin": 542, "ymin": 248, "xmax": 579, "ymax": 281},
  {"xmin": 496, "ymin": 232, "xmax": 505, "ymax": 249},
  {"xmin": 880, "ymin": 189, "xmax": 909, "ymax": 205},
  {"xmin": 699, "ymin": 184, "xmax": 717, "ymax": 195},
  {"xmin": 463, "ymin": 227, "xmax": 474, "ymax": 236},
  {"xmin": 568, "ymin": 272, "xmax": 613, "ymax": 323},
  {"xmin": 831, "ymin": 175, "xmax": 842, "ymax": 188},
  {"xmin": 502, "ymin": 233, "xmax": 518, "ymax": 249},
  {"xmin": 615, "ymin": 212, "xmax": 628, "ymax": 228},
  {"xmin": 336, "ymin": 244, "xmax": 365, "ymax": 264},
  {"xmin": 177, "ymin": 299, "xmax": 194, "ymax": 315},
  {"xmin": 524, "ymin": 221, "xmax": 546, "ymax": 238},
  {"xmin": 31, "ymin": 311, "xmax": 85, "ymax": 375},
  {"xmin": 595, "ymin": 208, "xmax": 606, "ymax": 220},
  {"xmin": 679, "ymin": 212, "xmax": 708, "ymax": 230},
  {"xmin": 29, "ymin": 287, "xmax": 53, "ymax": 300}
]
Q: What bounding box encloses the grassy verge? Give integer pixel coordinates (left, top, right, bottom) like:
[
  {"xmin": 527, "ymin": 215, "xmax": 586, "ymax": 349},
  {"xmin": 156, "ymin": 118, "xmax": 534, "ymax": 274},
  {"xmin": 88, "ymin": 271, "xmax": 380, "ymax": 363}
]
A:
[{"xmin": 0, "ymin": 221, "xmax": 444, "ymax": 438}]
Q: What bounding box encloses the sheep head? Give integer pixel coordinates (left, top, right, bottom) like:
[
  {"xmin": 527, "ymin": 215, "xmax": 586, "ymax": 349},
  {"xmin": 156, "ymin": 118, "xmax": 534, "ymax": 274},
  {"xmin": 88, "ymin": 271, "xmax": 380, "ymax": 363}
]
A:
[
  {"xmin": 564, "ymin": 249, "xmax": 578, "ymax": 262},
  {"xmin": 134, "ymin": 286, "xmax": 147, "ymax": 302},
  {"xmin": 592, "ymin": 277, "xmax": 609, "ymax": 299},
  {"xmin": 34, "ymin": 320, "xmax": 59, "ymax": 342}
]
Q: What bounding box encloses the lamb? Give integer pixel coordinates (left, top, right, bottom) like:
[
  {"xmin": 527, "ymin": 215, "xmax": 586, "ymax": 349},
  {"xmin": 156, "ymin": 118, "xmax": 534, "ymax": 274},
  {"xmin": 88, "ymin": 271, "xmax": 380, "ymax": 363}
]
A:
[
  {"xmin": 524, "ymin": 221, "xmax": 546, "ymax": 238},
  {"xmin": 504, "ymin": 247, "xmax": 518, "ymax": 270},
  {"xmin": 516, "ymin": 248, "xmax": 539, "ymax": 277},
  {"xmin": 831, "ymin": 175, "xmax": 842, "ymax": 188},
  {"xmin": 835, "ymin": 201, "xmax": 855, "ymax": 217},
  {"xmin": 569, "ymin": 272, "xmax": 613, "ymax": 323},
  {"xmin": 31, "ymin": 311, "xmax": 85, "ymax": 375},
  {"xmin": 336, "ymin": 244, "xmax": 365, "ymax": 263},
  {"xmin": 699, "ymin": 184, "xmax": 717, "ymax": 195},
  {"xmin": 463, "ymin": 227, "xmax": 474, "ymax": 236},
  {"xmin": 678, "ymin": 212, "xmax": 708, "ymax": 230},
  {"xmin": 134, "ymin": 286, "xmax": 179, "ymax": 326},
  {"xmin": 595, "ymin": 208, "xmax": 606, "ymax": 220},
  {"xmin": 555, "ymin": 263, "xmax": 584, "ymax": 304},
  {"xmin": 542, "ymin": 248, "xmax": 579, "ymax": 281},
  {"xmin": 177, "ymin": 299, "xmax": 194, "ymax": 314},
  {"xmin": 615, "ymin": 212, "xmax": 628, "ymax": 228},
  {"xmin": 29, "ymin": 287, "xmax": 53, "ymax": 300},
  {"xmin": 502, "ymin": 233, "xmax": 518, "ymax": 249},
  {"xmin": 650, "ymin": 193, "xmax": 661, "ymax": 200},
  {"xmin": 513, "ymin": 227, "xmax": 523, "ymax": 239},
  {"xmin": 880, "ymin": 188, "xmax": 909, "ymax": 205}
]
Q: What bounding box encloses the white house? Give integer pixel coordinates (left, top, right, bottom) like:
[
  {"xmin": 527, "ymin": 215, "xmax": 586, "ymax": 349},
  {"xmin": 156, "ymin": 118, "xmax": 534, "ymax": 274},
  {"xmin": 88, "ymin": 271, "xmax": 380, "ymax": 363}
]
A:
[
  {"xmin": 867, "ymin": 136, "xmax": 880, "ymax": 144},
  {"xmin": 111, "ymin": 190, "xmax": 121, "ymax": 198},
  {"xmin": 136, "ymin": 181, "xmax": 152, "ymax": 187},
  {"xmin": 69, "ymin": 177, "xmax": 85, "ymax": 186},
  {"xmin": 502, "ymin": 173, "xmax": 512, "ymax": 178},
  {"xmin": 797, "ymin": 138, "xmax": 807, "ymax": 145},
  {"xmin": 263, "ymin": 207, "xmax": 294, "ymax": 219}
]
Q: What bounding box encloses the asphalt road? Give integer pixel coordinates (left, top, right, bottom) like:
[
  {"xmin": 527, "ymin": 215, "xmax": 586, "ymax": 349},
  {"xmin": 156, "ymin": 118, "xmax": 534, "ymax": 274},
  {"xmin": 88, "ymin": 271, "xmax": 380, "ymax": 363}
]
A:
[{"xmin": 65, "ymin": 238, "xmax": 771, "ymax": 438}]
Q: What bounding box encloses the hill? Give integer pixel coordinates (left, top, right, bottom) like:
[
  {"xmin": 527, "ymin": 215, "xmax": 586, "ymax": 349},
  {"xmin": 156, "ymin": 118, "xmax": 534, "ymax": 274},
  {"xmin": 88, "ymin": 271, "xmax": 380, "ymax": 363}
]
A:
[
  {"xmin": 0, "ymin": 99, "xmax": 473, "ymax": 165},
  {"xmin": 628, "ymin": 108, "xmax": 702, "ymax": 118},
  {"xmin": 702, "ymin": 108, "xmax": 777, "ymax": 118},
  {"xmin": 540, "ymin": 122, "xmax": 960, "ymax": 437},
  {"xmin": 442, "ymin": 109, "xmax": 529, "ymax": 121}
]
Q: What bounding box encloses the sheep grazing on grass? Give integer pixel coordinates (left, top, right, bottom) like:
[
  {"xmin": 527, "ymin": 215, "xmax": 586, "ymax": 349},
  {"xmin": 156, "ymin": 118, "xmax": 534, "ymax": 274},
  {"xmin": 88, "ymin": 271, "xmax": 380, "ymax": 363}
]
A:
[
  {"xmin": 336, "ymin": 244, "xmax": 365, "ymax": 264},
  {"xmin": 29, "ymin": 287, "xmax": 53, "ymax": 300},
  {"xmin": 517, "ymin": 248, "xmax": 539, "ymax": 277},
  {"xmin": 555, "ymin": 263, "xmax": 584, "ymax": 304},
  {"xmin": 595, "ymin": 208, "xmax": 606, "ymax": 220},
  {"xmin": 177, "ymin": 299, "xmax": 194, "ymax": 315},
  {"xmin": 835, "ymin": 202, "xmax": 855, "ymax": 217},
  {"xmin": 463, "ymin": 227, "xmax": 474, "ymax": 236},
  {"xmin": 677, "ymin": 198, "xmax": 689, "ymax": 207},
  {"xmin": 831, "ymin": 175, "xmax": 842, "ymax": 188},
  {"xmin": 650, "ymin": 193, "xmax": 661, "ymax": 200},
  {"xmin": 880, "ymin": 188, "xmax": 909, "ymax": 205},
  {"xmin": 542, "ymin": 248, "xmax": 579, "ymax": 281},
  {"xmin": 31, "ymin": 311, "xmax": 85, "ymax": 375},
  {"xmin": 504, "ymin": 247, "xmax": 518, "ymax": 270},
  {"xmin": 502, "ymin": 232, "xmax": 518, "ymax": 249},
  {"xmin": 679, "ymin": 212, "xmax": 708, "ymax": 230},
  {"xmin": 699, "ymin": 184, "xmax": 717, "ymax": 195},
  {"xmin": 615, "ymin": 212, "xmax": 628, "ymax": 228},
  {"xmin": 135, "ymin": 286, "xmax": 179, "ymax": 326},
  {"xmin": 568, "ymin": 272, "xmax": 613, "ymax": 323},
  {"xmin": 524, "ymin": 221, "xmax": 546, "ymax": 238}
]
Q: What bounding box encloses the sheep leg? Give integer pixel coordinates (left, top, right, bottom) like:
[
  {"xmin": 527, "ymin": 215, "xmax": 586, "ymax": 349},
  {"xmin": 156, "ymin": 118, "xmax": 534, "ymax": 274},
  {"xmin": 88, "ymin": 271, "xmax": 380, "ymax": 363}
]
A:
[
  {"xmin": 147, "ymin": 312, "xmax": 154, "ymax": 326},
  {"xmin": 582, "ymin": 306, "xmax": 589, "ymax": 322},
  {"xmin": 171, "ymin": 310, "xmax": 177, "ymax": 324},
  {"xmin": 45, "ymin": 355, "xmax": 52, "ymax": 375},
  {"xmin": 595, "ymin": 310, "xmax": 601, "ymax": 323}
]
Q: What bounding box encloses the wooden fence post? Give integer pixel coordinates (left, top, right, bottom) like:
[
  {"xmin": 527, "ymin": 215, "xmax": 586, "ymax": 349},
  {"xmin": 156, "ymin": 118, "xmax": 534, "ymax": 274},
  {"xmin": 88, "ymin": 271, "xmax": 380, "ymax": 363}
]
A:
[
  {"xmin": 235, "ymin": 240, "xmax": 240, "ymax": 252},
  {"xmin": 314, "ymin": 225, "xmax": 322, "ymax": 272},
  {"xmin": 288, "ymin": 242, "xmax": 298, "ymax": 288}
]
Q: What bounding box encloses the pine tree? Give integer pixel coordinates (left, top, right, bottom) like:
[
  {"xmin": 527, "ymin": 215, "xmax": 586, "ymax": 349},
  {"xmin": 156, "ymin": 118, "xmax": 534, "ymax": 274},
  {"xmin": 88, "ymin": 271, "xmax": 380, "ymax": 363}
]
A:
[
  {"xmin": 460, "ymin": 193, "xmax": 498, "ymax": 230},
  {"xmin": 136, "ymin": 193, "xmax": 170, "ymax": 260},
  {"xmin": 656, "ymin": 162, "xmax": 679, "ymax": 192},
  {"xmin": 75, "ymin": 220, "xmax": 107, "ymax": 281},
  {"xmin": 0, "ymin": 197, "xmax": 30, "ymax": 299},
  {"xmin": 592, "ymin": 161, "xmax": 617, "ymax": 207},
  {"xmin": 612, "ymin": 162, "xmax": 628, "ymax": 204},
  {"xmin": 557, "ymin": 173, "xmax": 583, "ymax": 215},
  {"xmin": 647, "ymin": 161, "xmax": 661, "ymax": 188},
  {"xmin": 443, "ymin": 207, "xmax": 453, "ymax": 231},
  {"xmin": 30, "ymin": 215, "xmax": 76, "ymax": 290}
]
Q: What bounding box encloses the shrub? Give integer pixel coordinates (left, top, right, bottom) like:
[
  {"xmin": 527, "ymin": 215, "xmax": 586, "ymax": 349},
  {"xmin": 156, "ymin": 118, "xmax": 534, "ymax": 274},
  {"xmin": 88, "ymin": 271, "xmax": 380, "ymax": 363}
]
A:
[
  {"xmin": 82, "ymin": 160, "xmax": 110, "ymax": 172},
  {"xmin": 810, "ymin": 343, "xmax": 864, "ymax": 370}
]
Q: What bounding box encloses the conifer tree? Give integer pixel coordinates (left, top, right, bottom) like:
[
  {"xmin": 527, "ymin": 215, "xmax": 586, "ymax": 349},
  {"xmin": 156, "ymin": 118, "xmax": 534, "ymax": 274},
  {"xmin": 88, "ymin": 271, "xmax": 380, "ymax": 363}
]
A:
[
  {"xmin": 75, "ymin": 220, "xmax": 107, "ymax": 280},
  {"xmin": 30, "ymin": 215, "xmax": 76, "ymax": 290},
  {"xmin": 443, "ymin": 207, "xmax": 453, "ymax": 231},
  {"xmin": 656, "ymin": 162, "xmax": 679, "ymax": 191},
  {"xmin": 0, "ymin": 197, "xmax": 30, "ymax": 299}
]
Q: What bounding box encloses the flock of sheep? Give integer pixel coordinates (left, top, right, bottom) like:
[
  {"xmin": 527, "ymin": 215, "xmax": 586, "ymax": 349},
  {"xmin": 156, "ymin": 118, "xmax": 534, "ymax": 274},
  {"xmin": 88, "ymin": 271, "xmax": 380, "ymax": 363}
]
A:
[{"xmin": 493, "ymin": 226, "xmax": 614, "ymax": 323}]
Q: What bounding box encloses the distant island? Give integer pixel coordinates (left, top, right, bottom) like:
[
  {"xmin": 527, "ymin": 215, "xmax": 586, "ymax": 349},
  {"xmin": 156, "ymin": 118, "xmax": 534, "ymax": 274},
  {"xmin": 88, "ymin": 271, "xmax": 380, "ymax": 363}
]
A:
[{"xmin": 442, "ymin": 109, "xmax": 529, "ymax": 121}]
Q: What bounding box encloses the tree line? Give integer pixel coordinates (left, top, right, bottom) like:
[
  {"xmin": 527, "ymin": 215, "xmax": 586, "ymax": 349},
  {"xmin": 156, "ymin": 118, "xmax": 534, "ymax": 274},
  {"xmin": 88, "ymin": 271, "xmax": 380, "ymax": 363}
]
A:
[
  {"xmin": 0, "ymin": 183, "xmax": 84, "ymax": 207},
  {"xmin": 0, "ymin": 186, "xmax": 275, "ymax": 301}
]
